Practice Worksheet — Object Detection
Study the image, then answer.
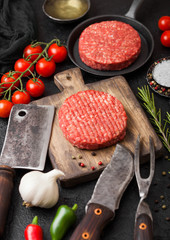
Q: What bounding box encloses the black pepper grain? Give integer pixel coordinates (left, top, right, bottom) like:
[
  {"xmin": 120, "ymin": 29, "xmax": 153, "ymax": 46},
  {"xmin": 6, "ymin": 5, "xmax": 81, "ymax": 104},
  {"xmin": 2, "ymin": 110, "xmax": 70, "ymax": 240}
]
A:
[
  {"xmin": 155, "ymin": 200, "xmax": 159, "ymax": 204},
  {"xmin": 91, "ymin": 152, "xmax": 96, "ymax": 156}
]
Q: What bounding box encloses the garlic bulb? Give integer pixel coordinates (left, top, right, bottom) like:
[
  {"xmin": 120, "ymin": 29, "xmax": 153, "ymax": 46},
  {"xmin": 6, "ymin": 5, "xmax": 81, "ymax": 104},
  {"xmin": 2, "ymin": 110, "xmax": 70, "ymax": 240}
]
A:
[{"xmin": 19, "ymin": 169, "xmax": 64, "ymax": 208}]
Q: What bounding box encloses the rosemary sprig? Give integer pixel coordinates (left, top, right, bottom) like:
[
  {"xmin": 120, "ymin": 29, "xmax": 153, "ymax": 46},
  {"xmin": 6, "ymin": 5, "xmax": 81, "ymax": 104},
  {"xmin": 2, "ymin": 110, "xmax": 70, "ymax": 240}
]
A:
[{"xmin": 138, "ymin": 85, "xmax": 170, "ymax": 152}]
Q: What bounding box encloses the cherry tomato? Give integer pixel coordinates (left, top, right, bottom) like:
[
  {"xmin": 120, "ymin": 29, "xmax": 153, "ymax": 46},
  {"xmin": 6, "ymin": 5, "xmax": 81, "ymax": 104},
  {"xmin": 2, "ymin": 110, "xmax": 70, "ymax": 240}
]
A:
[
  {"xmin": 36, "ymin": 58, "xmax": 56, "ymax": 77},
  {"xmin": 14, "ymin": 58, "xmax": 34, "ymax": 77},
  {"xmin": 158, "ymin": 16, "xmax": 170, "ymax": 31},
  {"xmin": 1, "ymin": 72, "xmax": 20, "ymax": 91},
  {"xmin": 160, "ymin": 30, "xmax": 170, "ymax": 47},
  {"xmin": 12, "ymin": 91, "xmax": 31, "ymax": 104},
  {"xmin": 26, "ymin": 78, "xmax": 45, "ymax": 97},
  {"xmin": 48, "ymin": 43, "xmax": 67, "ymax": 63},
  {"xmin": 0, "ymin": 100, "xmax": 13, "ymax": 118},
  {"xmin": 23, "ymin": 44, "xmax": 43, "ymax": 62}
]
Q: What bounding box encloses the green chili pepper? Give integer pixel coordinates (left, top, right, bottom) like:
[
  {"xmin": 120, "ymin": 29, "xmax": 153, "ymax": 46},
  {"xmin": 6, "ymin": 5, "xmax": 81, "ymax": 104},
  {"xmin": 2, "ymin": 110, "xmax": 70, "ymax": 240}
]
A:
[{"xmin": 50, "ymin": 203, "xmax": 78, "ymax": 240}]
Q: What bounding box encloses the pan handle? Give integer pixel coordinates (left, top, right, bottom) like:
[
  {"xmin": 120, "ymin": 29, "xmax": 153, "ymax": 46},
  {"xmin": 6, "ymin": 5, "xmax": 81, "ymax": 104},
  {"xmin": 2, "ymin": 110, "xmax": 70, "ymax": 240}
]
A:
[{"xmin": 125, "ymin": 0, "xmax": 144, "ymax": 19}]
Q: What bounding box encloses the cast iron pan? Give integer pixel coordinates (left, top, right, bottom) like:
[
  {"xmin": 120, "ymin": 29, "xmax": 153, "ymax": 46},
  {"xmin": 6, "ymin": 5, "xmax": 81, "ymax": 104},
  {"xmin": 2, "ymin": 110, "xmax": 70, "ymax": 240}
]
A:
[{"xmin": 67, "ymin": 0, "xmax": 154, "ymax": 76}]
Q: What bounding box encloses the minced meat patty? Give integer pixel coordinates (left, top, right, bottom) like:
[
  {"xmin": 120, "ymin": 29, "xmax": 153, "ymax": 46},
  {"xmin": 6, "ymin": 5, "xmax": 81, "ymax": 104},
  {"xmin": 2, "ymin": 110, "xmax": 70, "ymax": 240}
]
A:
[
  {"xmin": 58, "ymin": 90, "xmax": 127, "ymax": 150},
  {"xmin": 79, "ymin": 20, "xmax": 141, "ymax": 70}
]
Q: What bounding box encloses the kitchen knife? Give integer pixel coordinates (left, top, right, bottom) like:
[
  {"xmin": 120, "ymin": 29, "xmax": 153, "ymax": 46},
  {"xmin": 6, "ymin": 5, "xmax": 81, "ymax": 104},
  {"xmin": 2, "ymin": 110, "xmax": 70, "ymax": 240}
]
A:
[
  {"xmin": 70, "ymin": 144, "xmax": 134, "ymax": 240},
  {"xmin": 0, "ymin": 104, "xmax": 55, "ymax": 237}
]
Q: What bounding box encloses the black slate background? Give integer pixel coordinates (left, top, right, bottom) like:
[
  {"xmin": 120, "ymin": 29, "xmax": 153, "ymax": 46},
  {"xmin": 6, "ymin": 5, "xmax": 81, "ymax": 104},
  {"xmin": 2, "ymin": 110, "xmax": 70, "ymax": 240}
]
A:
[{"xmin": 0, "ymin": 0, "xmax": 170, "ymax": 239}]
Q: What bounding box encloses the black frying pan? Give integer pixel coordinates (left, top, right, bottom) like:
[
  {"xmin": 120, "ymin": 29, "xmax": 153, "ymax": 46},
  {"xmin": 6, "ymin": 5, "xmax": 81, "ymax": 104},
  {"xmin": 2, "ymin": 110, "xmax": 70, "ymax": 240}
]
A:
[{"xmin": 67, "ymin": 0, "xmax": 154, "ymax": 76}]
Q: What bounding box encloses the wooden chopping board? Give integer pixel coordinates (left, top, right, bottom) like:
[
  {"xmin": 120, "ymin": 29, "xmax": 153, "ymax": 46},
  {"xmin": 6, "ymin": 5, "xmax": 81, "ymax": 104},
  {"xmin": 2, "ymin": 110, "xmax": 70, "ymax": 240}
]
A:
[{"xmin": 33, "ymin": 68, "xmax": 164, "ymax": 187}]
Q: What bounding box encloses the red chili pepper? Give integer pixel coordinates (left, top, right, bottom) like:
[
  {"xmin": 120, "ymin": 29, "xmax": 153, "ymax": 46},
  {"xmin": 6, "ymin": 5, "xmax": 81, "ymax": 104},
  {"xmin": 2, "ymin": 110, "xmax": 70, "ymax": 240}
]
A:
[{"xmin": 24, "ymin": 216, "xmax": 43, "ymax": 240}]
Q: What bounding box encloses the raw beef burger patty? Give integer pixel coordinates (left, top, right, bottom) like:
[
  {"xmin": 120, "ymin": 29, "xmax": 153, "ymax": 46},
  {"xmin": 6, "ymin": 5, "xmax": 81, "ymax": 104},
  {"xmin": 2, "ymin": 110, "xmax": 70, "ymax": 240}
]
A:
[
  {"xmin": 79, "ymin": 20, "xmax": 141, "ymax": 70},
  {"xmin": 58, "ymin": 90, "xmax": 127, "ymax": 150}
]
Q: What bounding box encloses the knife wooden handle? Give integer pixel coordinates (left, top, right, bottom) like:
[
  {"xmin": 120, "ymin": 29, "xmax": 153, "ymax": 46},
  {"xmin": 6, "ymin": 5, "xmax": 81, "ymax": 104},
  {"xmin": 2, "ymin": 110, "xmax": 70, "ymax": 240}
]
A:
[
  {"xmin": 134, "ymin": 213, "xmax": 153, "ymax": 240},
  {"xmin": 0, "ymin": 165, "xmax": 15, "ymax": 237},
  {"xmin": 70, "ymin": 203, "xmax": 114, "ymax": 240}
]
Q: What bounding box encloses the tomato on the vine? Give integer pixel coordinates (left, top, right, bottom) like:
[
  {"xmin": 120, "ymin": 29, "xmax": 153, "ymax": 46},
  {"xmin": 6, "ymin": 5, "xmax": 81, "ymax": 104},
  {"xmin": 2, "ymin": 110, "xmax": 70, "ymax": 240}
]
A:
[
  {"xmin": 48, "ymin": 43, "xmax": 67, "ymax": 63},
  {"xmin": 1, "ymin": 72, "xmax": 20, "ymax": 91},
  {"xmin": 158, "ymin": 16, "xmax": 170, "ymax": 31},
  {"xmin": 0, "ymin": 100, "xmax": 13, "ymax": 118},
  {"xmin": 26, "ymin": 78, "xmax": 45, "ymax": 97},
  {"xmin": 160, "ymin": 30, "xmax": 170, "ymax": 47},
  {"xmin": 36, "ymin": 58, "xmax": 56, "ymax": 77},
  {"xmin": 12, "ymin": 91, "xmax": 31, "ymax": 104},
  {"xmin": 14, "ymin": 58, "xmax": 34, "ymax": 77},
  {"xmin": 23, "ymin": 44, "xmax": 43, "ymax": 62}
]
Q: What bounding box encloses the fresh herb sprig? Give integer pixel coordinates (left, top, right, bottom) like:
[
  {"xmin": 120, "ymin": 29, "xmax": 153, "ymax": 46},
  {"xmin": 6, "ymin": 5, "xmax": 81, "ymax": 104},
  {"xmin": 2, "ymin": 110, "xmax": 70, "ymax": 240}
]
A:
[{"xmin": 138, "ymin": 85, "xmax": 170, "ymax": 152}]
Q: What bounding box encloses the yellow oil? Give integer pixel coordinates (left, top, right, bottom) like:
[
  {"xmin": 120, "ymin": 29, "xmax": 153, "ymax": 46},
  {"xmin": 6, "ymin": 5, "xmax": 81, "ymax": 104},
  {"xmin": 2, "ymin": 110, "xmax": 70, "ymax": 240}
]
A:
[{"xmin": 44, "ymin": 0, "xmax": 89, "ymax": 20}]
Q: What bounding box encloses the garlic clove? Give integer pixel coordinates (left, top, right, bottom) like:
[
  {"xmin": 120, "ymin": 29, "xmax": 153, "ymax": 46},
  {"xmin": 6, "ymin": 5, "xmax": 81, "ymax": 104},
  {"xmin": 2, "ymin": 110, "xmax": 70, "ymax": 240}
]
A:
[{"xmin": 19, "ymin": 169, "xmax": 65, "ymax": 208}]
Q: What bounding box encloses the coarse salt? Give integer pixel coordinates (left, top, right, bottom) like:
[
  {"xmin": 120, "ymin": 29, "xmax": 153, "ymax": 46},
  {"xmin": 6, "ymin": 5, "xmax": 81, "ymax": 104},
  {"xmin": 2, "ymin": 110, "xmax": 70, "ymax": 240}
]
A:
[{"xmin": 152, "ymin": 60, "xmax": 170, "ymax": 87}]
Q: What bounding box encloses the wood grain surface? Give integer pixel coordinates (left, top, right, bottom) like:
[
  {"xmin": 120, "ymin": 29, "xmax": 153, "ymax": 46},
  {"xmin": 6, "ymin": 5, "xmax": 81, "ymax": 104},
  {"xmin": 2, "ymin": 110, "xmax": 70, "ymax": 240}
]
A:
[{"xmin": 33, "ymin": 68, "xmax": 164, "ymax": 187}]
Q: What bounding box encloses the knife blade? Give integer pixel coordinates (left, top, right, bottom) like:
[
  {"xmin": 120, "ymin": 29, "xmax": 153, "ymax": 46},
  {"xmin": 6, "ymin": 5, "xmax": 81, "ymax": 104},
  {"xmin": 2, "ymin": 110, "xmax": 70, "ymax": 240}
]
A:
[
  {"xmin": 70, "ymin": 144, "xmax": 134, "ymax": 240},
  {"xmin": 0, "ymin": 104, "xmax": 55, "ymax": 237}
]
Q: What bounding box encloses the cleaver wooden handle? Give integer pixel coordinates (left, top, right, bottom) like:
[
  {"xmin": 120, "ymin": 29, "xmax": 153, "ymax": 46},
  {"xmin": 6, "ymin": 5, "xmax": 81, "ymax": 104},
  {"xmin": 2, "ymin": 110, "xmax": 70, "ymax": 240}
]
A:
[
  {"xmin": 70, "ymin": 203, "xmax": 114, "ymax": 240},
  {"xmin": 0, "ymin": 165, "xmax": 15, "ymax": 237}
]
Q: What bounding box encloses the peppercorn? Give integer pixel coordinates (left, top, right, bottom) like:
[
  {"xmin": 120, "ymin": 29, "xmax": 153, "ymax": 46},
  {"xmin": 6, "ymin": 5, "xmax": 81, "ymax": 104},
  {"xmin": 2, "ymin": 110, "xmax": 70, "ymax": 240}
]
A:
[
  {"xmin": 98, "ymin": 161, "xmax": 103, "ymax": 166},
  {"xmin": 160, "ymin": 195, "xmax": 165, "ymax": 200},
  {"xmin": 154, "ymin": 200, "xmax": 159, "ymax": 204},
  {"xmin": 78, "ymin": 155, "xmax": 82, "ymax": 159},
  {"xmin": 162, "ymin": 171, "xmax": 166, "ymax": 176},
  {"xmin": 162, "ymin": 205, "xmax": 167, "ymax": 210},
  {"xmin": 91, "ymin": 152, "xmax": 96, "ymax": 156},
  {"xmin": 71, "ymin": 156, "xmax": 76, "ymax": 159},
  {"xmin": 91, "ymin": 166, "xmax": 95, "ymax": 171},
  {"xmin": 50, "ymin": 204, "xmax": 78, "ymax": 240},
  {"xmin": 79, "ymin": 162, "xmax": 85, "ymax": 167},
  {"xmin": 165, "ymin": 217, "xmax": 170, "ymax": 221}
]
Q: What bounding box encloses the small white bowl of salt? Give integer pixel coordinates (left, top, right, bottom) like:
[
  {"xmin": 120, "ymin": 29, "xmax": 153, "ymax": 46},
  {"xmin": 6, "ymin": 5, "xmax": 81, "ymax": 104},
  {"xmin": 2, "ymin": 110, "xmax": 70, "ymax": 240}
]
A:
[{"xmin": 146, "ymin": 57, "xmax": 170, "ymax": 98}]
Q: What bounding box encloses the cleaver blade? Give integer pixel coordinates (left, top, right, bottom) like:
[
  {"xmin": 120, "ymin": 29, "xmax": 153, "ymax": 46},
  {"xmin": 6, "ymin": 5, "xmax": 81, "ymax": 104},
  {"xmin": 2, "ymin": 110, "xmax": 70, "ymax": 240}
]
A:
[
  {"xmin": 0, "ymin": 104, "xmax": 55, "ymax": 170},
  {"xmin": 0, "ymin": 104, "xmax": 55, "ymax": 237},
  {"xmin": 70, "ymin": 144, "xmax": 134, "ymax": 240}
]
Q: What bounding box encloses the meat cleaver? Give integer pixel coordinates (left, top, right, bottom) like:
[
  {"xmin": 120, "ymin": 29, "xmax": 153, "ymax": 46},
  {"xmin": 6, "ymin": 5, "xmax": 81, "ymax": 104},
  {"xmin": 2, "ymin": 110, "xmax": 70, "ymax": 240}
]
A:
[
  {"xmin": 70, "ymin": 144, "xmax": 134, "ymax": 240},
  {"xmin": 0, "ymin": 104, "xmax": 55, "ymax": 237}
]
